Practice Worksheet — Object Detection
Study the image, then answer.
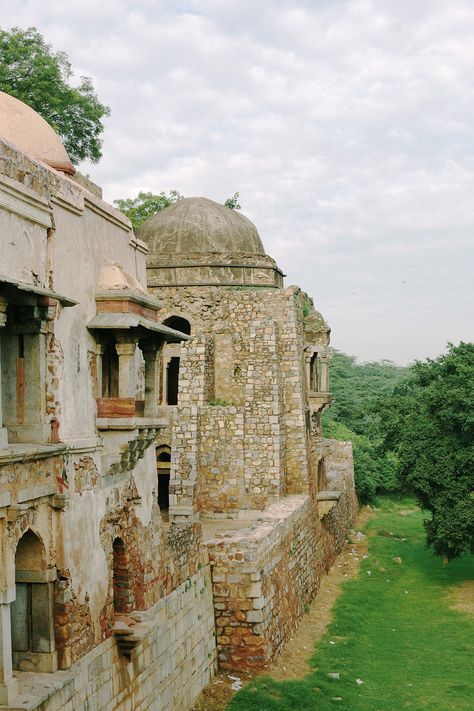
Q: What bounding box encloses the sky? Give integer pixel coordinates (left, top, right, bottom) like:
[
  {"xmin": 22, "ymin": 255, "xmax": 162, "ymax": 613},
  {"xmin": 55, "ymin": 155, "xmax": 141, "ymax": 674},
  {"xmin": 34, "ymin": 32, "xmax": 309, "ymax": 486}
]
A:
[{"xmin": 2, "ymin": 0, "xmax": 473, "ymax": 364}]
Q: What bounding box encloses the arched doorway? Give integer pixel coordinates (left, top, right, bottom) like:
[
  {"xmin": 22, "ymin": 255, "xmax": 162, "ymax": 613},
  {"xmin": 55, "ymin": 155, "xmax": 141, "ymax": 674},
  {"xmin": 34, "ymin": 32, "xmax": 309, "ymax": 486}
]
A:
[
  {"xmin": 11, "ymin": 530, "xmax": 57, "ymax": 671},
  {"xmin": 156, "ymin": 447, "xmax": 171, "ymax": 517}
]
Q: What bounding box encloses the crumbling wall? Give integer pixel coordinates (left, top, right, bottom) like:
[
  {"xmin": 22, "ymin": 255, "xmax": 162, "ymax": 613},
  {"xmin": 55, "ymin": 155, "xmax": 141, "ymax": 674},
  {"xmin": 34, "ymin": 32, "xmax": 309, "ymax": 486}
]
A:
[
  {"xmin": 24, "ymin": 568, "xmax": 217, "ymax": 711},
  {"xmin": 207, "ymin": 493, "xmax": 356, "ymax": 672}
]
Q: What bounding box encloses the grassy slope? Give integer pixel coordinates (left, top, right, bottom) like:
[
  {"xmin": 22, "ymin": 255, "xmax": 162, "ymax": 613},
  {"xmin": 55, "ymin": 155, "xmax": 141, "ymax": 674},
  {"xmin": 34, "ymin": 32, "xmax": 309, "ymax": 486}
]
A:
[{"xmin": 228, "ymin": 501, "xmax": 474, "ymax": 711}]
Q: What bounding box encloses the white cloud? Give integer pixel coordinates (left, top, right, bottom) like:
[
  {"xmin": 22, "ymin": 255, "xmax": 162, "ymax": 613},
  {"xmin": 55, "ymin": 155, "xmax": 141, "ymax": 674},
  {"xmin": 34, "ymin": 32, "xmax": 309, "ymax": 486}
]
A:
[{"xmin": 2, "ymin": 0, "xmax": 473, "ymax": 363}]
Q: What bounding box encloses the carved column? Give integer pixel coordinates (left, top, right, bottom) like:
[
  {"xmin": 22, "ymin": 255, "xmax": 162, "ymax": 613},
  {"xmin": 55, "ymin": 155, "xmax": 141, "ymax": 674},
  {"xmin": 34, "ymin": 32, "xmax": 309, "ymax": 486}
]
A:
[
  {"xmin": 115, "ymin": 339, "xmax": 138, "ymax": 399},
  {"xmin": 142, "ymin": 343, "xmax": 160, "ymax": 418},
  {"xmin": 0, "ymin": 298, "xmax": 7, "ymax": 449}
]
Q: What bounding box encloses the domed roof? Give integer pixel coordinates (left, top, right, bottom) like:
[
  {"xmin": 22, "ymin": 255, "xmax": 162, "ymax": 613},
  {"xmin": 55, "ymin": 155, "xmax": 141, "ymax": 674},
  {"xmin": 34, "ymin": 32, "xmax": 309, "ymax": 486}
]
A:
[
  {"xmin": 0, "ymin": 91, "xmax": 75, "ymax": 175},
  {"xmin": 137, "ymin": 197, "xmax": 266, "ymax": 256}
]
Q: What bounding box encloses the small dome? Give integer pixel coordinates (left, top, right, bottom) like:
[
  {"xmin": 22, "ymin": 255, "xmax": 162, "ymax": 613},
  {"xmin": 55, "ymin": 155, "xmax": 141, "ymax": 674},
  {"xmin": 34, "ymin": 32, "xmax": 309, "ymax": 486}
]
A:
[
  {"xmin": 137, "ymin": 197, "xmax": 266, "ymax": 256},
  {"xmin": 98, "ymin": 262, "xmax": 146, "ymax": 292},
  {"xmin": 0, "ymin": 91, "xmax": 75, "ymax": 175}
]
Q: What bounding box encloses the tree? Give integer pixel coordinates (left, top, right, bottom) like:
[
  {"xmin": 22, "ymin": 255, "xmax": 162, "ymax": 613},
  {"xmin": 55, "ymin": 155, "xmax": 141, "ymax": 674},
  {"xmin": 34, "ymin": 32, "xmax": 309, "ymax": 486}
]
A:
[
  {"xmin": 114, "ymin": 190, "xmax": 243, "ymax": 229},
  {"xmin": 114, "ymin": 190, "xmax": 184, "ymax": 230},
  {"xmin": 224, "ymin": 192, "xmax": 241, "ymax": 210},
  {"xmin": 378, "ymin": 342, "xmax": 474, "ymax": 561},
  {"xmin": 0, "ymin": 26, "xmax": 110, "ymax": 164}
]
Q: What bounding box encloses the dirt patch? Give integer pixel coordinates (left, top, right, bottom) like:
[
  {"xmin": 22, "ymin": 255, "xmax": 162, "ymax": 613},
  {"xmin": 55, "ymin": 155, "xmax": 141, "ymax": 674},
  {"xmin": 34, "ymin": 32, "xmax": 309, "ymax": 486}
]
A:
[
  {"xmin": 192, "ymin": 507, "xmax": 373, "ymax": 710},
  {"xmin": 447, "ymin": 580, "xmax": 474, "ymax": 617},
  {"xmin": 269, "ymin": 508, "xmax": 371, "ymax": 680}
]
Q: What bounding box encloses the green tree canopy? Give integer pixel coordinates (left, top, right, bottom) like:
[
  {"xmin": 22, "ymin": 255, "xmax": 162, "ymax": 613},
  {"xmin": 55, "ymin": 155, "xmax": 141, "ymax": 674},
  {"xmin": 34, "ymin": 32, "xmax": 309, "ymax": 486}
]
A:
[
  {"xmin": 114, "ymin": 190, "xmax": 184, "ymax": 230},
  {"xmin": 114, "ymin": 190, "xmax": 243, "ymax": 230},
  {"xmin": 323, "ymin": 351, "xmax": 407, "ymax": 503},
  {"xmin": 0, "ymin": 26, "xmax": 110, "ymax": 164},
  {"xmin": 378, "ymin": 342, "xmax": 474, "ymax": 561}
]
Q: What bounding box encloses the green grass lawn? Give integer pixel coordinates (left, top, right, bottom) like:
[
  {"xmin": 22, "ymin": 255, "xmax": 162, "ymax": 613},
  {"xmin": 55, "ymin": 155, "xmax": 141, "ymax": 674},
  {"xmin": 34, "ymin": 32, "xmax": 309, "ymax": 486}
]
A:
[{"xmin": 227, "ymin": 500, "xmax": 474, "ymax": 711}]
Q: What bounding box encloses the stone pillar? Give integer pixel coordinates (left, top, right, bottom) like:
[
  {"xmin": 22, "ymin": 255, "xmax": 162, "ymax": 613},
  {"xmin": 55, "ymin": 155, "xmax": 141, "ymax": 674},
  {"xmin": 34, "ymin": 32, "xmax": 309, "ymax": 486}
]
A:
[
  {"xmin": 115, "ymin": 339, "xmax": 137, "ymax": 399},
  {"xmin": 142, "ymin": 344, "xmax": 160, "ymax": 418},
  {"xmin": 0, "ymin": 298, "xmax": 7, "ymax": 449},
  {"xmin": 320, "ymin": 355, "xmax": 329, "ymax": 393},
  {"xmin": 0, "ymin": 601, "xmax": 18, "ymax": 705},
  {"xmin": 95, "ymin": 343, "xmax": 105, "ymax": 398}
]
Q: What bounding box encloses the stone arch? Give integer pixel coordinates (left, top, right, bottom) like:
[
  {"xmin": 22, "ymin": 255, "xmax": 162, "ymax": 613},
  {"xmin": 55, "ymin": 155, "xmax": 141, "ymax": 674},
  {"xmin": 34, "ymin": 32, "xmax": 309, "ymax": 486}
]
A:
[
  {"xmin": 161, "ymin": 314, "xmax": 192, "ymax": 336},
  {"xmin": 15, "ymin": 529, "xmax": 47, "ymax": 572},
  {"xmin": 11, "ymin": 529, "xmax": 57, "ymax": 672}
]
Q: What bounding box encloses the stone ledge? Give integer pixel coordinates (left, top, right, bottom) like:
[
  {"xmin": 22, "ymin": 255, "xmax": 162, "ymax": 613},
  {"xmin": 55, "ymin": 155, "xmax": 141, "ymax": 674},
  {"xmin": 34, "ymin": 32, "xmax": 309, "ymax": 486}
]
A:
[
  {"xmin": 96, "ymin": 417, "xmax": 167, "ymax": 431},
  {"xmin": 0, "ymin": 443, "xmax": 67, "ymax": 465}
]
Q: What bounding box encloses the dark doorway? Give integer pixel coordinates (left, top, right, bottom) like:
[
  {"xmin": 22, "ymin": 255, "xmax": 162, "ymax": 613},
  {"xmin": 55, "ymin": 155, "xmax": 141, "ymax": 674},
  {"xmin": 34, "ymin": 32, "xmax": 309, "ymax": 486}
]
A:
[
  {"xmin": 158, "ymin": 474, "xmax": 170, "ymax": 511},
  {"xmin": 156, "ymin": 450, "xmax": 171, "ymax": 511},
  {"xmin": 167, "ymin": 357, "xmax": 180, "ymax": 405}
]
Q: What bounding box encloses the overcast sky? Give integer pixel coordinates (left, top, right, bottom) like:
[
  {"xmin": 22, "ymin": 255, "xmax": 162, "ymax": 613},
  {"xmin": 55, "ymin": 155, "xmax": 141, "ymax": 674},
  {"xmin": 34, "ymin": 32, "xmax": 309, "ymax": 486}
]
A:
[{"xmin": 3, "ymin": 1, "xmax": 474, "ymax": 364}]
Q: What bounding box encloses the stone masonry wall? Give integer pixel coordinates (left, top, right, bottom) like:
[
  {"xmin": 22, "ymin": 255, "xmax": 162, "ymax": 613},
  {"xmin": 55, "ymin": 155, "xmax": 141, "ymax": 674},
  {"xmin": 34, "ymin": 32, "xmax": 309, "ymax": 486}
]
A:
[
  {"xmin": 17, "ymin": 567, "xmax": 217, "ymax": 711},
  {"xmin": 152, "ymin": 286, "xmax": 318, "ymax": 499},
  {"xmin": 206, "ymin": 493, "xmax": 356, "ymax": 672},
  {"xmin": 167, "ymin": 287, "xmax": 319, "ymax": 517}
]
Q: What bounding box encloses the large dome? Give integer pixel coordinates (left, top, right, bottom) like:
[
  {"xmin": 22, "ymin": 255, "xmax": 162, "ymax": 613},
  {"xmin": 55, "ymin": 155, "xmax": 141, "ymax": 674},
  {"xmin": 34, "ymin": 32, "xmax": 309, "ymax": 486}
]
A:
[
  {"xmin": 0, "ymin": 91, "xmax": 75, "ymax": 175},
  {"xmin": 137, "ymin": 197, "xmax": 266, "ymax": 256},
  {"xmin": 139, "ymin": 197, "xmax": 284, "ymax": 289}
]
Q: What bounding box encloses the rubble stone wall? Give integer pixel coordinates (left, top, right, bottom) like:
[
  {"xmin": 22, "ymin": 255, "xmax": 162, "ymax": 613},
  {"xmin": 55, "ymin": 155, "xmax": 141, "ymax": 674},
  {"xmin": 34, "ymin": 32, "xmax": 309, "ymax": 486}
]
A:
[
  {"xmin": 206, "ymin": 493, "xmax": 356, "ymax": 672},
  {"xmin": 167, "ymin": 287, "xmax": 318, "ymax": 517}
]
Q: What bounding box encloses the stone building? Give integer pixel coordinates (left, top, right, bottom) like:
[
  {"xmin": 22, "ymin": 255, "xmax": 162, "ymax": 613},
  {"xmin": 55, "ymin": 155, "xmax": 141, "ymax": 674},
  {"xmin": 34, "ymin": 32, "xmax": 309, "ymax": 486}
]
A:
[{"xmin": 0, "ymin": 90, "xmax": 356, "ymax": 711}]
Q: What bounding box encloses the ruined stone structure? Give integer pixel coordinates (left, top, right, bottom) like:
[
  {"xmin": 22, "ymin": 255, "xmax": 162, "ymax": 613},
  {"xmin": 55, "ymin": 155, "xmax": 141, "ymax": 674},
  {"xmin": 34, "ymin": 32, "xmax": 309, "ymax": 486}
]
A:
[{"xmin": 0, "ymin": 91, "xmax": 357, "ymax": 710}]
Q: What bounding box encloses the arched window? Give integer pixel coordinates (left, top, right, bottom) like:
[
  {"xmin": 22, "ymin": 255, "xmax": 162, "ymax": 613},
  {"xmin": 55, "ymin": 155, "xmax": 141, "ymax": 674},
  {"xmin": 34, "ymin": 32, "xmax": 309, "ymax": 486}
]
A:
[
  {"xmin": 11, "ymin": 530, "xmax": 56, "ymax": 671},
  {"xmin": 112, "ymin": 537, "xmax": 133, "ymax": 614},
  {"xmin": 160, "ymin": 317, "xmax": 191, "ymax": 406}
]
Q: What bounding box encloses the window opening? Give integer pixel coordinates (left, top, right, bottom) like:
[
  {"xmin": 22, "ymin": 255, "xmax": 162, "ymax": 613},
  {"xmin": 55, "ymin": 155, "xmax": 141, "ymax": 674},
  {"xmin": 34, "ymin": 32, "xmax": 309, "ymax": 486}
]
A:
[
  {"xmin": 156, "ymin": 450, "xmax": 171, "ymax": 511},
  {"xmin": 102, "ymin": 341, "xmax": 119, "ymax": 397},
  {"xmin": 166, "ymin": 357, "xmax": 180, "ymax": 405}
]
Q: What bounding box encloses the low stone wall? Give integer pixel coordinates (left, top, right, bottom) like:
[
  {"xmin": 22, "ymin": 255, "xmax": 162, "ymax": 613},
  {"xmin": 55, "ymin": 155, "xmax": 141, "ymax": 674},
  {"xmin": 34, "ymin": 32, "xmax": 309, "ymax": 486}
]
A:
[
  {"xmin": 11, "ymin": 568, "xmax": 217, "ymax": 711},
  {"xmin": 205, "ymin": 492, "xmax": 356, "ymax": 672}
]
